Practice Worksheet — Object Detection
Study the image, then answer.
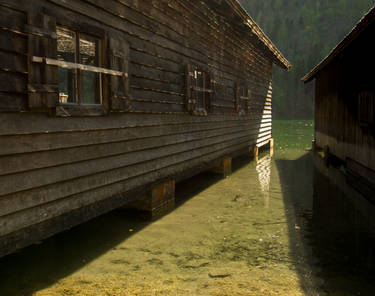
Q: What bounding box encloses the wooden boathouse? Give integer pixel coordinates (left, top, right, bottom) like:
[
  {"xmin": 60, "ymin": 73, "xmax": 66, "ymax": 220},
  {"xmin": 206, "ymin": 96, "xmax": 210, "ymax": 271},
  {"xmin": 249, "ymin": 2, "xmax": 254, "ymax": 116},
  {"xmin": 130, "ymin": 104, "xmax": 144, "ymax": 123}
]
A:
[
  {"xmin": 302, "ymin": 6, "xmax": 375, "ymax": 193},
  {"xmin": 0, "ymin": 0, "xmax": 290, "ymax": 257}
]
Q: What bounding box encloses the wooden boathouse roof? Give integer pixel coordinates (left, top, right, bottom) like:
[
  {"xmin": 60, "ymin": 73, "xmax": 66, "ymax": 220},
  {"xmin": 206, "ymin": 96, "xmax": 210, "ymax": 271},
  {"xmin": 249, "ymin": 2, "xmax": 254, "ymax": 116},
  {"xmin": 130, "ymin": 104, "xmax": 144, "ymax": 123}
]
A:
[
  {"xmin": 212, "ymin": 0, "xmax": 291, "ymax": 70},
  {"xmin": 302, "ymin": 5, "xmax": 375, "ymax": 83}
]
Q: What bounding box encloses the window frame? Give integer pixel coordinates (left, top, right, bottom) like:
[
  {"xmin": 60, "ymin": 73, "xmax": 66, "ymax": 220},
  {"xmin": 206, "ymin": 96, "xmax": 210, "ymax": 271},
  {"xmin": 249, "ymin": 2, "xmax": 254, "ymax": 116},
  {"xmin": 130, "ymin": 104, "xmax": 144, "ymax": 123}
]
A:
[
  {"xmin": 186, "ymin": 64, "xmax": 213, "ymax": 116},
  {"xmin": 358, "ymin": 89, "xmax": 374, "ymax": 128},
  {"xmin": 56, "ymin": 26, "xmax": 103, "ymax": 106},
  {"xmin": 236, "ymin": 82, "xmax": 251, "ymax": 116},
  {"xmin": 193, "ymin": 69, "xmax": 212, "ymax": 115},
  {"xmin": 27, "ymin": 11, "xmax": 130, "ymax": 116}
]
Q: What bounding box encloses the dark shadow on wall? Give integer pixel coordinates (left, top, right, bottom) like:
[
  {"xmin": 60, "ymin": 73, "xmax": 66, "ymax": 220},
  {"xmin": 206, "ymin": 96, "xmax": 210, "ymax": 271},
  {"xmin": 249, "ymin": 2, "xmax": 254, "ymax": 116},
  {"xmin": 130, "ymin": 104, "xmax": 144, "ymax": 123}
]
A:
[
  {"xmin": 0, "ymin": 154, "xmax": 252, "ymax": 296},
  {"xmin": 275, "ymin": 152, "xmax": 375, "ymax": 296}
]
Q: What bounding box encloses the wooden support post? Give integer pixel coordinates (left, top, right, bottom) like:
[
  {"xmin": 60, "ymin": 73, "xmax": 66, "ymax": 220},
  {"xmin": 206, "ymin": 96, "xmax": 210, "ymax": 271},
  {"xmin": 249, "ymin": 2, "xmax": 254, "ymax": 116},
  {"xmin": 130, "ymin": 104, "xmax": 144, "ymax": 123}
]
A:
[
  {"xmin": 210, "ymin": 157, "xmax": 232, "ymax": 178},
  {"xmin": 222, "ymin": 157, "xmax": 232, "ymax": 177},
  {"xmin": 269, "ymin": 138, "xmax": 274, "ymax": 157},
  {"xmin": 253, "ymin": 145, "xmax": 259, "ymax": 162},
  {"xmin": 269, "ymin": 138, "xmax": 274, "ymax": 149},
  {"xmin": 126, "ymin": 180, "xmax": 175, "ymax": 219}
]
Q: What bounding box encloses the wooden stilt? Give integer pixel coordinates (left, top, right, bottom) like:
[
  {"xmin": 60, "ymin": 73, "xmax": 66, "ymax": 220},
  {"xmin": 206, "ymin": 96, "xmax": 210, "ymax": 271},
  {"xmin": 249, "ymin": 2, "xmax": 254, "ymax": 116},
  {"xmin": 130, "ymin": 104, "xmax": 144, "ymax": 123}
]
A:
[
  {"xmin": 126, "ymin": 180, "xmax": 175, "ymax": 219},
  {"xmin": 253, "ymin": 145, "xmax": 259, "ymax": 162},
  {"xmin": 269, "ymin": 138, "xmax": 274, "ymax": 157},
  {"xmin": 210, "ymin": 157, "xmax": 232, "ymax": 178}
]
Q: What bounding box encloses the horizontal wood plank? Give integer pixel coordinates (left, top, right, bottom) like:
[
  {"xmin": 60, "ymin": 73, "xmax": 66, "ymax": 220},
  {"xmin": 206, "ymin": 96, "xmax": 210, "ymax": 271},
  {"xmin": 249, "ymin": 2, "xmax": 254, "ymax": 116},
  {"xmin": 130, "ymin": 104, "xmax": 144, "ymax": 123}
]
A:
[
  {"xmin": 0, "ymin": 128, "xmax": 260, "ymax": 197},
  {"xmin": 0, "ymin": 124, "xmax": 260, "ymax": 176},
  {"xmin": 0, "ymin": 137, "xmax": 254, "ymax": 232},
  {"xmin": 0, "ymin": 92, "xmax": 27, "ymax": 111},
  {"xmin": 0, "ymin": 118, "xmax": 259, "ymax": 155}
]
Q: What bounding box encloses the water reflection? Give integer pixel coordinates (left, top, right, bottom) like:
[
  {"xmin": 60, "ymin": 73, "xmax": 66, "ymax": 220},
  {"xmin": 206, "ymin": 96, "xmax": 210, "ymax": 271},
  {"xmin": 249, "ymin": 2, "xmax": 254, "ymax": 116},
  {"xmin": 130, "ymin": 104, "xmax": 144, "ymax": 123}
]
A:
[
  {"xmin": 256, "ymin": 154, "xmax": 272, "ymax": 208},
  {"xmin": 276, "ymin": 149, "xmax": 375, "ymax": 295},
  {"xmin": 312, "ymin": 153, "xmax": 375, "ymax": 273},
  {"xmin": 1, "ymin": 121, "xmax": 375, "ymax": 295}
]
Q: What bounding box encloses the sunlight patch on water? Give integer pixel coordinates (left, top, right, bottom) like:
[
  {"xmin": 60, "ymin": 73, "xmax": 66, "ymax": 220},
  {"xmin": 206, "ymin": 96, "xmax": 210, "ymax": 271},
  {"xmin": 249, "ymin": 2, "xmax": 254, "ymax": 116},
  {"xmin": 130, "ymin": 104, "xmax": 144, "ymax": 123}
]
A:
[
  {"xmin": 26, "ymin": 152, "xmax": 310, "ymax": 295},
  {"xmin": 273, "ymin": 120, "xmax": 314, "ymax": 159}
]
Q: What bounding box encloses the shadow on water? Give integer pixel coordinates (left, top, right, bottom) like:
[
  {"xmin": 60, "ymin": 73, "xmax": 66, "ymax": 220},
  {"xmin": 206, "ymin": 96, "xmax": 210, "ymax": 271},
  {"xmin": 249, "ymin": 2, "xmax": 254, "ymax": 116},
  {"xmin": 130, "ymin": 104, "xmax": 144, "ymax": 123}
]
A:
[
  {"xmin": 0, "ymin": 156, "xmax": 251, "ymax": 296},
  {"xmin": 276, "ymin": 150, "xmax": 375, "ymax": 296},
  {"xmin": 175, "ymin": 156, "xmax": 250, "ymax": 207},
  {"xmin": 0, "ymin": 208, "xmax": 150, "ymax": 295}
]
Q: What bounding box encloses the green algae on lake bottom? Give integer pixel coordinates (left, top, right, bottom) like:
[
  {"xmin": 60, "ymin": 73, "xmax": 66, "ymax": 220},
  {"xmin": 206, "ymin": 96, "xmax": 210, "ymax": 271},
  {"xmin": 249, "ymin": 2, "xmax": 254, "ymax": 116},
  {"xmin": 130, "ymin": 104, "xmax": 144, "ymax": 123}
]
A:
[
  {"xmin": 273, "ymin": 120, "xmax": 314, "ymax": 154},
  {"xmin": 1, "ymin": 120, "xmax": 375, "ymax": 296}
]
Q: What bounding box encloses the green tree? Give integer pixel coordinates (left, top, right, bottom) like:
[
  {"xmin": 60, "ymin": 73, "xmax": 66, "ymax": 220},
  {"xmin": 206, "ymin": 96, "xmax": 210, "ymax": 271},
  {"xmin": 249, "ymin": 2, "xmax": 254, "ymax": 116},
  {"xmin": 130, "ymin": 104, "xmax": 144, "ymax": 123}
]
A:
[{"xmin": 239, "ymin": 0, "xmax": 375, "ymax": 119}]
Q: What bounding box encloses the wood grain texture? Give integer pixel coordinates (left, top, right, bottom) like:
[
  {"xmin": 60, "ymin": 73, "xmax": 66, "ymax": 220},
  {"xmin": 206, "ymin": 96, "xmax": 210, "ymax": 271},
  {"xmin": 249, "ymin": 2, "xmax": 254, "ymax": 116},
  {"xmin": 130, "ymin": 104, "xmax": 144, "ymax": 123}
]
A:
[
  {"xmin": 314, "ymin": 22, "xmax": 375, "ymax": 172},
  {"xmin": 0, "ymin": 0, "xmax": 279, "ymax": 257}
]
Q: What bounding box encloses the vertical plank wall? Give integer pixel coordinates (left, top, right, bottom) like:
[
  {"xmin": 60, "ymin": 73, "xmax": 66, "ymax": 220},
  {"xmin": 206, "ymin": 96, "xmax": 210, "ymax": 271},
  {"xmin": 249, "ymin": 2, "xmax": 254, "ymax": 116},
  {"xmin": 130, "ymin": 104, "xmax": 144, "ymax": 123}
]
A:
[{"xmin": 314, "ymin": 22, "xmax": 375, "ymax": 172}]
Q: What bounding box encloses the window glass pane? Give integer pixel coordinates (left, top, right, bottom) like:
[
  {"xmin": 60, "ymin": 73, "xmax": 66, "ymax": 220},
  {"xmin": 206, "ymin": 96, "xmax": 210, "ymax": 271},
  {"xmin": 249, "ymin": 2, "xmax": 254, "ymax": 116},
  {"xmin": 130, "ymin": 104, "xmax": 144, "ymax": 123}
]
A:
[
  {"xmin": 241, "ymin": 98, "xmax": 248, "ymax": 113},
  {"xmin": 81, "ymin": 71, "xmax": 101, "ymax": 104},
  {"xmin": 58, "ymin": 68, "xmax": 76, "ymax": 103},
  {"xmin": 359, "ymin": 91, "xmax": 373, "ymax": 124},
  {"xmin": 196, "ymin": 71, "xmax": 205, "ymax": 109},
  {"xmin": 241, "ymin": 87, "xmax": 246, "ymax": 98},
  {"xmin": 79, "ymin": 34, "xmax": 99, "ymax": 66},
  {"xmin": 80, "ymin": 34, "xmax": 101, "ymax": 104},
  {"xmin": 57, "ymin": 27, "xmax": 76, "ymax": 62},
  {"xmin": 204, "ymin": 73, "xmax": 210, "ymax": 111},
  {"xmin": 57, "ymin": 27, "xmax": 76, "ymax": 103}
]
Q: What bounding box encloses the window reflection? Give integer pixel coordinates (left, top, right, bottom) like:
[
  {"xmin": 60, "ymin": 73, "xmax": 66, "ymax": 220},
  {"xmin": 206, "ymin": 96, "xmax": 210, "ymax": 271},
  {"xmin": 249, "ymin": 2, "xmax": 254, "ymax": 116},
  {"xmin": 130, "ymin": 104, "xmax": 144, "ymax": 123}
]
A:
[
  {"xmin": 57, "ymin": 27, "xmax": 76, "ymax": 103},
  {"xmin": 79, "ymin": 35, "xmax": 101, "ymax": 104},
  {"xmin": 56, "ymin": 27, "xmax": 102, "ymax": 105},
  {"xmin": 57, "ymin": 27, "xmax": 76, "ymax": 63},
  {"xmin": 79, "ymin": 35, "xmax": 99, "ymax": 66},
  {"xmin": 81, "ymin": 71, "xmax": 101, "ymax": 104},
  {"xmin": 196, "ymin": 71, "xmax": 204, "ymax": 110},
  {"xmin": 238, "ymin": 85, "xmax": 249, "ymax": 115},
  {"xmin": 195, "ymin": 70, "xmax": 210, "ymax": 112}
]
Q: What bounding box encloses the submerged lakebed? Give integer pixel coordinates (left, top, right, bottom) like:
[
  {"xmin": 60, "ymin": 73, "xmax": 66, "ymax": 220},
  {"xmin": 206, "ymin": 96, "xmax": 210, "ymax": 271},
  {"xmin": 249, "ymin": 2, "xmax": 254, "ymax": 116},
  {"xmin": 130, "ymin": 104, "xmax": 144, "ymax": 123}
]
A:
[{"xmin": 1, "ymin": 120, "xmax": 375, "ymax": 295}]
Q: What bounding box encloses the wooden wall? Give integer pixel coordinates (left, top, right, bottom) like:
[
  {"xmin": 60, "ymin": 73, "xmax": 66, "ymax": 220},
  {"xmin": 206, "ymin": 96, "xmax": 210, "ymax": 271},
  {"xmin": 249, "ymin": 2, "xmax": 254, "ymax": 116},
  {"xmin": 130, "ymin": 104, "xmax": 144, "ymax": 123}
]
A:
[
  {"xmin": 0, "ymin": 0, "xmax": 276, "ymax": 257},
  {"xmin": 314, "ymin": 21, "xmax": 375, "ymax": 173}
]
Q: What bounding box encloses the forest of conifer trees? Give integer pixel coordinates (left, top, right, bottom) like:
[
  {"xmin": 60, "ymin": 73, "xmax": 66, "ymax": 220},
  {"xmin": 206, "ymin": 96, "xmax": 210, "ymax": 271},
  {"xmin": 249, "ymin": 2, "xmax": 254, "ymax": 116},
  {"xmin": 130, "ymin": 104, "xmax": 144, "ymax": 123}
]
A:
[{"xmin": 239, "ymin": 0, "xmax": 375, "ymax": 119}]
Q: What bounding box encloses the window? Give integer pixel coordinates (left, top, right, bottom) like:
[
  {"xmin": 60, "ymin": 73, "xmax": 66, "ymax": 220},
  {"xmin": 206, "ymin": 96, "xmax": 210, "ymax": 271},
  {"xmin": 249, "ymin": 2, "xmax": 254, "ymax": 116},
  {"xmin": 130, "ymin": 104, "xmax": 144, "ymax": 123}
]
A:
[
  {"xmin": 186, "ymin": 65, "xmax": 213, "ymax": 115},
  {"xmin": 236, "ymin": 83, "xmax": 250, "ymax": 115},
  {"xmin": 57, "ymin": 27, "xmax": 102, "ymax": 105},
  {"xmin": 27, "ymin": 13, "xmax": 129, "ymax": 115},
  {"xmin": 194, "ymin": 70, "xmax": 211, "ymax": 114},
  {"xmin": 358, "ymin": 90, "xmax": 374, "ymax": 127}
]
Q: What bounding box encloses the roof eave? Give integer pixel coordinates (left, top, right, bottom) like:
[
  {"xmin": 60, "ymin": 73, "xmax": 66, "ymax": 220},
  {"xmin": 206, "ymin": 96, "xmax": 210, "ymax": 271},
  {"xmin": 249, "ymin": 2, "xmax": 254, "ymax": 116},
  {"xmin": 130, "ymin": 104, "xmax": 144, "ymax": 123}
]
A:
[
  {"xmin": 302, "ymin": 5, "xmax": 375, "ymax": 84},
  {"xmin": 228, "ymin": 0, "xmax": 291, "ymax": 70}
]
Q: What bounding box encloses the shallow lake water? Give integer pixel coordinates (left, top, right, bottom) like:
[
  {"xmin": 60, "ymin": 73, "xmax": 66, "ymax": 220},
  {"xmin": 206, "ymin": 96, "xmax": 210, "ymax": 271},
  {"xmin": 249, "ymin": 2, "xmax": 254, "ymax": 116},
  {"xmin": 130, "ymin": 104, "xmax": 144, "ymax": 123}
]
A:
[{"xmin": 1, "ymin": 120, "xmax": 375, "ymax": 295}]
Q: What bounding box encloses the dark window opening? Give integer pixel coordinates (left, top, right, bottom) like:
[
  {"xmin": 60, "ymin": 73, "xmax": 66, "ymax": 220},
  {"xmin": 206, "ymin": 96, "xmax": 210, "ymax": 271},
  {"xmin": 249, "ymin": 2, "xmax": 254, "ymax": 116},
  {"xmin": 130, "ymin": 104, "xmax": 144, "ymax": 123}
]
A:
[
  {"xmin": 358, "ymin": 90, "xmax": 374, "ymax": 128},
  {"xmin": 236, "ymin": 84, "xmax": 250, "ymax": 115},
  {"xmin": 194, "ymin": 70, "xmax": 211, "ymax": 113},
  {"xmin": 57, "ymin": 27, "xmax": 102, "ymax": 105}
]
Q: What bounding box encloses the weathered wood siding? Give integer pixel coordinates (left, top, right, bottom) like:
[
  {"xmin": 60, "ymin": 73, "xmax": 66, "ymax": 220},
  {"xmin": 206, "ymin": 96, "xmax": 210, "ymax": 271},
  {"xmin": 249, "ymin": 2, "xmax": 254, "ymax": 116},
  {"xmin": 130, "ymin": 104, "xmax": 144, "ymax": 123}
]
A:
[
  {"xmin": 314, "ymin": 21, "xmax": 375, "ymax": 172},
  {"xmin": 0, "ymin": 0, "xmax": 278, "ymax": 257}
]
